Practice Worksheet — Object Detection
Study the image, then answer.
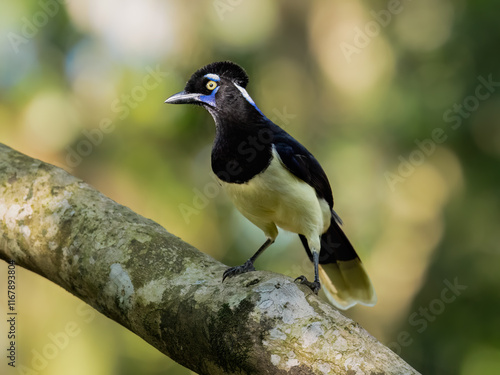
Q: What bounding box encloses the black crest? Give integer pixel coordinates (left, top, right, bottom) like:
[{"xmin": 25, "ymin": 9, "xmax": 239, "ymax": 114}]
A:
[{"xmin": 184, "ymin": 61, "xmax": 249, "ymax": 93}]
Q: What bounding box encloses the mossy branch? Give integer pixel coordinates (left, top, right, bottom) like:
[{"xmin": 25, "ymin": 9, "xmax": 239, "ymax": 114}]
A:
[{"xmin": 0, "ymin": 143, "xmax": 419, "ymax": 375}]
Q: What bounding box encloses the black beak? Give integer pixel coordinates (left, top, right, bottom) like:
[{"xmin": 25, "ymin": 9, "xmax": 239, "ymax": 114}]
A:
[{"xmin": 164, "ymin": 91, "xmax": 201, "ymax": 104}]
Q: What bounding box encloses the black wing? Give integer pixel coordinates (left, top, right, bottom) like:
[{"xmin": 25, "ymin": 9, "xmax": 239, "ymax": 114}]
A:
[{"xmin": 270, "ymin": 124, "xmax": 334, "ymax": 208}]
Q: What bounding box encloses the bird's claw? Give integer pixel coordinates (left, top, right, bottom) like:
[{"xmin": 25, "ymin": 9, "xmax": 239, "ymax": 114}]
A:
[
  {"xmin": 222, "ymin": 260, "xmax": 256, "ymax": 282},
  {"xmin": 294, "ymin": 275, "xmax": 321, "ymax": 294}
]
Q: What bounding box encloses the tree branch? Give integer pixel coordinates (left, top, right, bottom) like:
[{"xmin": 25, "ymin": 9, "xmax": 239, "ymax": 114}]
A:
[{"xmin": 0, "ymin": 143, "xmax": 419, "ymax": 375}]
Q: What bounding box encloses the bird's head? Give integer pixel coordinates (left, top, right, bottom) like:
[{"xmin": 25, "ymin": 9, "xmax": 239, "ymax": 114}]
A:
[{"xmin": 165, "ymin": 61, "xmax": 264, "ymax": 122}]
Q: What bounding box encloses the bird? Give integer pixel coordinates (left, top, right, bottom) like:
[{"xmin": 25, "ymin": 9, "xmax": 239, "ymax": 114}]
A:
[{"xmin": 165, "ymin": 61, "xmax": 376, "ymax": 309}]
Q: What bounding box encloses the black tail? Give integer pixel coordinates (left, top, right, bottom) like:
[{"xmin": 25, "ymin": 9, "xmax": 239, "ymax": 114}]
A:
[{"xmin": 299, "ymin": 211, "xmax": 377, "ymax": 309}]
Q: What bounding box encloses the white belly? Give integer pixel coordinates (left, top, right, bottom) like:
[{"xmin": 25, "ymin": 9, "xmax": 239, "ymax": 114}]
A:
[{"xmin": 217, "ymin": 148, "xmax": 331, "ymax": 245}]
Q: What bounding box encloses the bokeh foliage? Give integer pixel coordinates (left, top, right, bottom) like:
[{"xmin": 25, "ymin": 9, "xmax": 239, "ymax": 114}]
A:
[{"xmin": 1, "ymin": 0, "xmax": 499, "ymax": 374}]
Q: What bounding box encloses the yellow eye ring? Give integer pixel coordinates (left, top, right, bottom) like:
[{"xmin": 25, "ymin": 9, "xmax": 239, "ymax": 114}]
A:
[{"xmin": 206, "ymin": 80, "xmax": 217, "ymax": 90}]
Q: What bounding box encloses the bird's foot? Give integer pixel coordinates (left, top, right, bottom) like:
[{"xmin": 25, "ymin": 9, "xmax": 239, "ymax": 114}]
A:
[
  {"xmin": 294, "ymin": 275, "xmax": 321, "ymax": 294},
  {"xmin": 222, "ymin": 260, "xmax": 256, "ymax": 282}
]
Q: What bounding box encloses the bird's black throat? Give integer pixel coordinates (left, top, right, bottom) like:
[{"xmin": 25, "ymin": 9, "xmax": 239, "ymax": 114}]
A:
[{"xmin": 211, "ymin": 117, "xmax": 274, "ymax": 184}]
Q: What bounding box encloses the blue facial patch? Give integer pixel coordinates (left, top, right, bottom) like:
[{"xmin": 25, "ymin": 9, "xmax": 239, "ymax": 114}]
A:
[
  {"xmin": 199, "ymin": 86, "xmax": 219, "ymax": 107},
  {"xmin": 203, "ymin": 73, "xmax": 220, "ymax": 82}
]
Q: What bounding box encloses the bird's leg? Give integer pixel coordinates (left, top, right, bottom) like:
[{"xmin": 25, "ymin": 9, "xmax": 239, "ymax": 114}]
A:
[
  {"xmin": 295, "ymin": 251, "xmax": 321, "ymax": 294},
  {"xmin": 223, "ymin": 238, "xmax": 274, "ymax": 281}
]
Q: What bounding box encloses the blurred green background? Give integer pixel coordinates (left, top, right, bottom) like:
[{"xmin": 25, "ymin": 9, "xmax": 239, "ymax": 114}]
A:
[{"xmin": 1, "ymin": 0, "xmax": 499, "ymax": 374}]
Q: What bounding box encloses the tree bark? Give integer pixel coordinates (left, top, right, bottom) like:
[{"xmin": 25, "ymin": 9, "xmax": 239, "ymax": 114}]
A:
[{"xmin": 0, "ymin": 143, "xmax": 420, "ymax": 375}]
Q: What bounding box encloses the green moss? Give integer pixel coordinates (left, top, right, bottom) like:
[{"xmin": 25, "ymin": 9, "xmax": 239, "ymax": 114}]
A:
[
  {"xmin": 126, "ymin": 234, "xmax": 187, "ymax": 290},
  {"xmin": 26, "ymin": 185, "xmax": 33, "ymax": 200},
  {"xmin": 7, "ymin": 174, "xmax": 18, "ymax": 184},
  {"xmin": 51, "ymin": 186, "xmax": 62, "ymax": 196},
  {"xmin": 208, "ymin": 298, "xmax": 257, "ymax": 374}
]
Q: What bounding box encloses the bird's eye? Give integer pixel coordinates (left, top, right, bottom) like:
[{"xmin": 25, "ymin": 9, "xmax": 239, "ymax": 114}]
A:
[{"xmin": 206, "ymin": 80, "xmax": 217, "ymax": 90}]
